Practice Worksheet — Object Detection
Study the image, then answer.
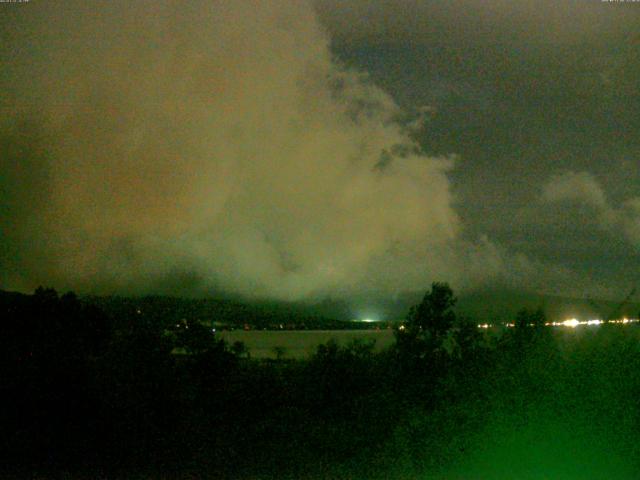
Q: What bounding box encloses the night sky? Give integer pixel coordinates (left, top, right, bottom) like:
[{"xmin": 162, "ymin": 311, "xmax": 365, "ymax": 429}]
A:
[{"xmin": 1, "ymin": 0, "xmax": 639, "ymax": 303}]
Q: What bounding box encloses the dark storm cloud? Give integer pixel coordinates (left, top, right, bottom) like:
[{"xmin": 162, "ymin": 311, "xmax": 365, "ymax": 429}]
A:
[
  {"xmin": 315, "ymin": 0, "xmax": 640, "ymax": 46},
  {"xmin": 314, "ymin": 0, "xmax": 640, "ymax": 298},
  {"xmin": 2, "ymin": 0, "xmax": 637, "ymax": 300},
  {"xmin": 1, "ymin": 0, "xmax": 525, "ymax": 299}
]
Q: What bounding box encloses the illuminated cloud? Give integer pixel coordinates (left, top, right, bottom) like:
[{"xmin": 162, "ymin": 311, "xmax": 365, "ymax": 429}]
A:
[
  {"xmin": 0, "ymin": 0, "xmax": 484, "ymax": 299},
  {"xmin": 541, "ymin": 172, "xmax": 607, "ymax": 209},
  {"xmin": 541, "ymin": 171, "xmax": 640, "ymax": 248},
  {"xmin": 5, "ymin": 1, "xmax": 632, "ymax": 301}
]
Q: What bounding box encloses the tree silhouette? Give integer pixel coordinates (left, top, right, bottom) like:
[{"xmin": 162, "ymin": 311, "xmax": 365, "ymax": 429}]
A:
[
  {"xmin": 407, "ymin": 282, "xmax": 456, "ymax": 339},
  {"xmin": 396, "ymin": 282, "xmax": 457, "ymax": 365},
  {"xmin": 172, "ymin": 319, "xmax": 217, "ymax": 355},
  {"xmin": 231, "ymin": 340, "xmax": 250, "ymax": 359},
  {"xmin": 511, "ymin": 307, "xmax": 550, "ymax": 358},
  {"xmin": 515, "ymin": 307, "xmax": 545, "ymax": 331},
  {"xmin": 272, "ymin": 345, "xmax": 287, "ymax": 360}
]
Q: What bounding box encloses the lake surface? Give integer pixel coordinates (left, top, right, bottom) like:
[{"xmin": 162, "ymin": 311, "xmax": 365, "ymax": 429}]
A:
[
  {"xmin": 217, "ymin": 329, "xmax": 395, "ymax": 359},
  {"xmin": 217, "ymin": 323, "xmax": 640, "ymax": 359}
]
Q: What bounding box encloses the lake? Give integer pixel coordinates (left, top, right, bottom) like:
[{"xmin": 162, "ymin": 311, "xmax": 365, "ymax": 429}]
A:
[{"xmin": 217, "ymin": 329, "xmax": 395, "ymax": 359}]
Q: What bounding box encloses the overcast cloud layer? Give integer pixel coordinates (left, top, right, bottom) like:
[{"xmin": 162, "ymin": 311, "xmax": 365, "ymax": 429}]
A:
[
  {"xmin": 0, "ymin": 0, "xmax": 513, "ymax": 300},
  {"xmin": 542, "ymin": 172, "xmax": 640, "ymax": 247},
  {"xmin": 316, "ymin": 0, "xmax": 640, "ymax": 300},
  {"xmin": 1, "ymin": 1, "xmax": 638, "ymax": 301}
]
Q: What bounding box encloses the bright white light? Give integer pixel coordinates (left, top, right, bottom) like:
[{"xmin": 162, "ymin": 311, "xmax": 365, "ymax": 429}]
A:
[
  {"xmin": 481, "ymin": 317, "xmax": 639, "ymax": 330},
  {"xmin": 360, "ymin": 318, "xmax": 378, "ymax": 323}
]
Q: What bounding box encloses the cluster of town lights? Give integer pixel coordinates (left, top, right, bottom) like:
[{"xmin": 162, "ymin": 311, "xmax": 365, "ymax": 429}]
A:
[{"xmin": 477, "ymin": 318, "xmax": 639, "ymax": 329}]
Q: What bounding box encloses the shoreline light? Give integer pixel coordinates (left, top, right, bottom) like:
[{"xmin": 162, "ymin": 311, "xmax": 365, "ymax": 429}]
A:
[{"xmin": 474, "ymin": 318, "xmax": 639, "ymax": 329}]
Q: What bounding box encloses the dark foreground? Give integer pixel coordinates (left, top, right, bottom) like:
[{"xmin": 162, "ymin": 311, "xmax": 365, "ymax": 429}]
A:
[{"xmin": 2, "ymin": 288, "xmax": 640, "ymax": 479}]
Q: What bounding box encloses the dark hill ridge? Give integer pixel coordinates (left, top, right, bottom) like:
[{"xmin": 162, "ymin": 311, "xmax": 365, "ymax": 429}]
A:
[
  {"xmin": 301, "ymin": 289, "xmax": 640, "ymax": 323},
  {"xmin": 456, "ymin": 290, "xmax": 640, "ymax": 324},
  {"xmin": 2, "ymin": 288, "xmax": 638, "ymax": 328}
]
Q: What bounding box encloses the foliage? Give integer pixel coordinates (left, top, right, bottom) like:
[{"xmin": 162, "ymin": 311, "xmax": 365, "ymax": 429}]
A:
[
  {"xmin": 395, "ymin": 282, "xmax": 460, "ymax": 365},
  {"xmin": 515, "ymin": 307, "xmax": 546, "ymax": 330},
  {"xmin": 408, "ymin": 282, "xmax": 457, "ymax": 337},
  {"xmin": 231, "ymin": 340, "xmax": 250, "ymax": 358},
  {"xmin": 3, "ymin": 285, "xmax": 639, "ymax": 479}
]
